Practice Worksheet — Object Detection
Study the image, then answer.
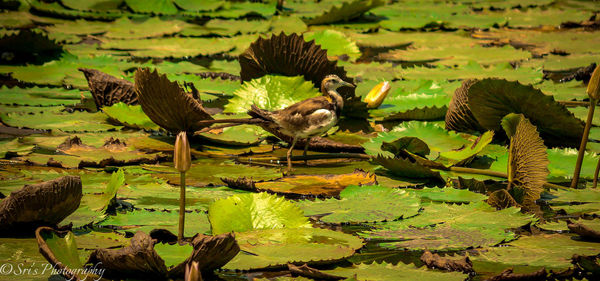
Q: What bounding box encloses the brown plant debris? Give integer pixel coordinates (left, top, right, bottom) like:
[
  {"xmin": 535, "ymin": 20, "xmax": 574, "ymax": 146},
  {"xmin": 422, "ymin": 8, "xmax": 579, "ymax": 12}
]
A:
[
  {"xmin": 572, "ymin": 254, "xmax": 600, "ymax": 276},
  {"xmin": 195, "ymin": 72, "xmax": 240, "ymax": 81},
  {"xmin": 134, "ymin": 68, "xmax": 213, "ymax": 133},
  {"xmin": 420, "ymin": 251, "xmax": 473, "ymax": 273},
  {"xmin": 79, "ymin": 68, "xmax": 138, "ymax": 109},
  {"xmin": 87, "ymin": 231, "xmax": 169, "ymax": 279},
  {"xmin": 507, "ymin": 114, "xmax": 549, "ymax": 213},
  {"xmin": 0, "ymin": 176, "xmax": 82, "ymax": 234},
  {"xmin": 567, "ymin": 220, "xmax": 600, "ymax": 240},
  {"xmin": 288, "ymin": 263, "xmax": 345, "ymax": 280},
  {"xmin": 239, "ymin": 33, "xmax": 366, "ymax": 117},
  {"xmin": 485, "ymin": 267, "xmax": 547, "ymax": 281}
]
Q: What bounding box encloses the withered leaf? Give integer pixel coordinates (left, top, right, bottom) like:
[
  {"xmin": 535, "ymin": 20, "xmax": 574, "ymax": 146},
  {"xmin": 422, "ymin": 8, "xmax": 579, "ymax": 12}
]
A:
[
  {"xmin": 135, "ymin": 68, "xmax": 213, "ymax": 133},
  {"xmin": 445, "ymin": 79, "xmax": 484, "ymax": 133},
  {"xmin": 79, "ymin": 68, "xmax": 138, "ymax": 109},
  {"xmin": 168, "ymin": 232, "xmax": 240, "ymax": 277},
  {"xmin": 0, "ymin": 176, "xmax": 82, "ymax": 234}
]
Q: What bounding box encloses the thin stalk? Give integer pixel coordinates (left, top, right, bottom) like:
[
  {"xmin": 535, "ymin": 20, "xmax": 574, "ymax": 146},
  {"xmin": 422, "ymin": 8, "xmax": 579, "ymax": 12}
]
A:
[
  {"xmin": 178, "ymin": 172, "xmax": 186, "ymax": 241},
  {"xmin": 571, "ymin": 98, "xmax": 597, "ymax": 188},
  {"xmin": 507, "ymin": 137, "xmax": 514, "ymax": 190},
  {"xmin": 594, "ymin": 157, "xmax": 600, "ymax": 188}
]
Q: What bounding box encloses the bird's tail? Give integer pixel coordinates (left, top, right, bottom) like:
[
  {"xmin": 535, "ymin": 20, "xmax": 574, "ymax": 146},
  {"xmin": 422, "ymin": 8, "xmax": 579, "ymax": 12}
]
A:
[{"xmin": 248, "ymin": 105, "xmax": 273, "ymax": 122}]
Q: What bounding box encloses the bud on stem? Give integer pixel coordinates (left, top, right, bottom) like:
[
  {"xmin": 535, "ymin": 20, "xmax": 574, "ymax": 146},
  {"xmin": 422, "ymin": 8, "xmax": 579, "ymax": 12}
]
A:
[
  {"xmin": 365, "ymin": 81, "xmax": 391, "ymax": 109},
  {"xmin": 175, "ymin": 131, "xmax": 191, "ymax": 173},
  {"xmin": 587, "ymin": 64, "xmax": 600, "ymax": 101}
]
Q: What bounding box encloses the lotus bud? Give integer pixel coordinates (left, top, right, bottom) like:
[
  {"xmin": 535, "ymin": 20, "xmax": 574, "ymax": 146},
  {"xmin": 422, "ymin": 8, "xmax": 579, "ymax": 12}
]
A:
[
  {"xmin": 365, "ymin": 81, "xmax": 391, "ymax": 109},
  {"xmin": 174, "ymin": 131, "xmax": 191, "ymax": 173},
  {"xmin": 185, "ymin": 261, "xmax": 202, "ymax": 281},
  {"xmin": 587, "ymin": 64, "xmax": 600, "ymax": 101}
]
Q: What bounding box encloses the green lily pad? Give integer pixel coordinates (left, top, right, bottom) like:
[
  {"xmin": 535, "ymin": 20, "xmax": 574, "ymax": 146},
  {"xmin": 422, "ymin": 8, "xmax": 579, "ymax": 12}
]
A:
[
  {"xmin": 208, "ymin": 192, "xmax": 311, "ymax": 235},
  {"xmin": 0, "ymin": 86, "xmax": 89, "ymax": 106},
  {"xmin": 196, "ymin": 124, "xmax": 265, "ymax": 146},
  {"xmin": 149, "ymin": 159, "xmax": 282, "ymax": 187},
  {"xmin": 490, "ymin": 148, "xmax": 599, "ymax": 182},
  {"xmin": 0, "ymin": 138, "xmax": 35, "ymax": 158},
  {"xmin": 153, "ymin": 242, "xmax": 194, "ymax": 268},
  {"xmin": 124, "ymin": 0, "xmax": 178, "ymax": 14},
  {"xmin": 324, "ymin": 261, "xmax": 468, "ymax": 281},
  {"xmin": 173, "ymin": 0, "xmax": 222, "ymax": 11},
  {"xmin": 224, "ymin": 75, "xmax": 320, "ymax": 113},
  {"xmin": 303, "ymin": 0, "xmax": 385, "ymax": 25},
  {"xmin": 548, "ymin": 188, "xmax": 600, "ymax": 204},
  {"xmin": 102, "ymin": 102, "xmax": 160, "ymax": 130},
  {"xmin": 297, "ymin": 185, "xmax": 420, "ymax": 224},
  {"xmin": 1, "ymin": 106, "xmax": 120, "ymax": 132},
  {"xmin": 223, "ymin": 227, "xmax": 364, "ymax": 270},
  {"xmin": 269, "ymin": 15, "xmax": 308, "ymax": 35},
  {"xmin": 361, "ymin": 201, "xmax": 535, "ymax": 251},
  {"xmin": 381, "ymin": 45, "xmax": 530, "ymax": 67},
  {"xmin": 61, "ymin": 0, "xmax": 123, "ymax": 11},
  {"xmin": 101, "ymin": 37, "xmax": 236, "ymax": 58},
  {"xmin": 400, "ymin": 62, "xmax": 543, "ymax": 85},
  {"xmin": 410, "ymin": 187, "xmax": 488, "ymax": 203},
  {"xmin": 100, "ymin": 210, "xmax": 211, "ymax": 237},
  {"xmin": 105, "ymin": 17, "xmax": 188, "ymax": 39},
  {"xmin": 364, "ymin": 121, "xmax": 492, "ymax": 166},
  {"xmin": 38, "ymin": 229, "xmax": 84, "ymax": 271},
  {"xmin": 469, "ymin": 234, "xmax": 600, "ymax": 271},
  {"xmin": 303, "ymin": 29, "xmax": 361, "ymax": 62}
]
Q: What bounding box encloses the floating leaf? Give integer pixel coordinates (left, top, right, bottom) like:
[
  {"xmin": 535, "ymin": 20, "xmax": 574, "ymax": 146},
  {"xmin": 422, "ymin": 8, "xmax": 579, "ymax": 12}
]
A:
[
  {"xmin": 410, "ymin": 187, "xmax": 488, "ymax": 203},
  {"xmin": 324, "ymin": 261, "xmax": 467, "ymax": 281},
  {"xmin": 36, "ymin": 228, "xmax": 87, "ymax": 281},
  {"xmin": 208, "ymin": 193, "xmax": 311, "ymax": 235},
  {"xmin": 303, "ymin": 0, "xmax": 385, "ymax": 25},
  {"xmin": 0, "ymin": 86, "xmax": 88, "ymax": 107},
  {"xmin": 303, "ymin": 29, "xmax": 361, "ymax": 62},
  {"xmin": 224, "ymin": 170, "xmax": 377, "ymax": 197},
  {"xmin": 153, "ymin": 243, "xmax": 194, "ymax": 268},
  {"xmin": 102, "ymin": 102, "xmax": 160, "ymax": 130},
  {"xmin": 100, "ymin": 210, "xmax": 210, "ymax": 237},
  {"xmin": 224, "ymin": 75, "xmax": 320, "ymax": 113},
  {"xmin": 297, "ymin": 185, "xmax": 420, "ymax": 224},
  {"xmin": 361, "ymin": 202, "xmax": 535, "ymax": 251},
  {"xmin": 469, "ymin": 234, "xmax": 600, "ymax": 271},
  {"xmin": 124, "ymin": 0, "xmax": 178, "ymax": 14},
  {"xmin": 223, "ymin": 227, "xmax": 363, "ymax": 270}
]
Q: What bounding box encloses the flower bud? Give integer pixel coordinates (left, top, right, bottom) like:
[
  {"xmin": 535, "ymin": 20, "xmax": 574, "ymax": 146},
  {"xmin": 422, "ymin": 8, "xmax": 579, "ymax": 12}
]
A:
[
  {"xmin": 185, "ymin": 261, "xmax": 202, "ymax": 281},
  {"xmin": 365, "ymin": 81, "xmax": 391, "ymax": 109},
  {"xmin": 174, "ymin": 131, "xmax": 191, "ymax": 173},
  {"xmin": 587, "ymin": 64, "xmax": 600, "ymax": 101}
]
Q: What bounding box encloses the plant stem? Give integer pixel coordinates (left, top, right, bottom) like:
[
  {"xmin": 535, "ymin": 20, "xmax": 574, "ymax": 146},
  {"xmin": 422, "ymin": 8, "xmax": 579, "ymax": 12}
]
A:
[
  {"xmin": 178, "ymin": 171, "xmax": 186, "ymax": 241},
  {"xmin": 571, "ymin": 98, "xmax": 597, "ymax": 188},
  {"xmin": 594, "ymin": 157, "xmax": 600, "ymax": 188}
]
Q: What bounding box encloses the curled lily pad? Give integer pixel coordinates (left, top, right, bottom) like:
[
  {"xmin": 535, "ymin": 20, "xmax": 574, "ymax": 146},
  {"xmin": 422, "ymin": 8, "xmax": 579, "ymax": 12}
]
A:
[
  {"xmin": 134, "ymin": 68, "xmax": 213, "ymax": 133},
  {"xmin": 208, "ymin": 192, "xmax": 311, "ymax": 235},
  {"xmin": 447, "ymin": 78, "xmax": 585, "ymax": 147},
  {"xmin": 0, "ymin": 176, "xmax": 82, "ymax": 234},
  {"xmin": 35, "ymin": 227, "xmax": 88, "ymax": 281},
  {"xmin": 79, "ymin": 68, "xmax": 137, "ymax": 109},
  {"xmin": 238, "ymin": 33, "xmax": 363, "ymax": 116},
  {"xmin": 503, "ymin": 114, "xmax": 549, "ymax": 213},
  {"xmin": 297, "ymin": 185, "xmax": 420, "ymax": 224}
]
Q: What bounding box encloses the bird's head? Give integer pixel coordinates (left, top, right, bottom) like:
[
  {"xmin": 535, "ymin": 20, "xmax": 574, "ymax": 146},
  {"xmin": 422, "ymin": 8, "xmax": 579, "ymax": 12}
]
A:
[{"xmin": 320, "ymin": 75, "xmax": 355, "ymax": 93}]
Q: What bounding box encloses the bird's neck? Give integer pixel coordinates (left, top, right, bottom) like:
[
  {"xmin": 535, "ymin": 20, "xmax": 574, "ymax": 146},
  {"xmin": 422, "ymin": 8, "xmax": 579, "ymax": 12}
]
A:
[{"xmin": 323, "ymin": 89, "xmax": 344, "ymax": 111}]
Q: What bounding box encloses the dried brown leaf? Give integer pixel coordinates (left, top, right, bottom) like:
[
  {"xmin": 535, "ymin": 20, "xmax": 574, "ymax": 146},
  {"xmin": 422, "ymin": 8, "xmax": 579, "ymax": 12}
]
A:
[{"xmin": 79, "ymin": 68, "xmax": 137, "ymax": 109}]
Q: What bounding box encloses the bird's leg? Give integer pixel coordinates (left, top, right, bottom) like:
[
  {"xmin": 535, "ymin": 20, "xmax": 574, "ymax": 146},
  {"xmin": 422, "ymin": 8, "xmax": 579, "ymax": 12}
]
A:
[
  {"xmin": 303, "ymin": 138, "xmax": 311, "ymax": 165},
  {"xmin": 287, "ymin": 137, "xmax": 298, "ymax": 173}
]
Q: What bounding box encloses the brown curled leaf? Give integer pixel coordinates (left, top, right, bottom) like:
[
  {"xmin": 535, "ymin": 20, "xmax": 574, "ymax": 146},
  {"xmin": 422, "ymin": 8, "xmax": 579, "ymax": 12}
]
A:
[
  {"xmin": 79, "ymin": 68, "xmax": 137, "ymax": 109},
  {"xmin": 567, "ymin": 220, "xmax": 600, "ymax": 240},
  {"xmin": 168, "ymin": 232, "xmax": 240, "ymax": 277},
  {"xmin": 288, "ymin": 263, "xmax": 345, "ymax": 280},
  {"xmin": 485, "ymin": 267, "xmax": 547, "ymax": 281},
  {"xmin": 0, "ymin": 176, "xmax": 82, "ymax": 234},
  {"xmin": 134, "ymin": 68, "xmax": 213, "ymax": 133}
]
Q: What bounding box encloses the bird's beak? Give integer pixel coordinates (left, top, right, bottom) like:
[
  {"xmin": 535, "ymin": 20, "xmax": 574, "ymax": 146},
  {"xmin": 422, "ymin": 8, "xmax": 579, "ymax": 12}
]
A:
[{"xmin": 341, "ymin": 81, "xmax": 355, "ymax": 88}]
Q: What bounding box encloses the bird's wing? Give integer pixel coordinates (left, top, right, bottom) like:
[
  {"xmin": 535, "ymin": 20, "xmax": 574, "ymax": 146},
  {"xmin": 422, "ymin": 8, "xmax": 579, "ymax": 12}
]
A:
[{"xmin": 278, "ymin": 96, "xmax": 335, "ymax": 117}]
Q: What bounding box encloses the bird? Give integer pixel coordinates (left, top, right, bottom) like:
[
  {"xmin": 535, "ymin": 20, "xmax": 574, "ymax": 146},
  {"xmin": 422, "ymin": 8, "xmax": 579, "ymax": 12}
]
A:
[{"xmin": 248, "ymin": 74, "xmax": 355, "ymax": 172}]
